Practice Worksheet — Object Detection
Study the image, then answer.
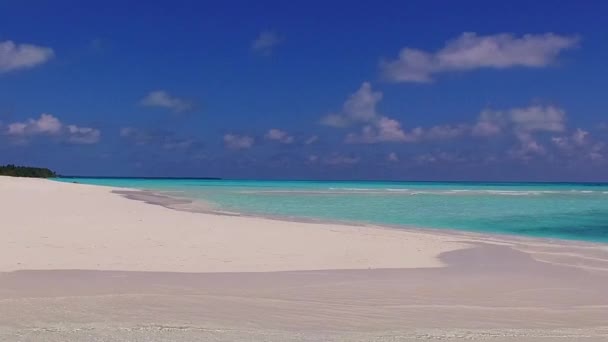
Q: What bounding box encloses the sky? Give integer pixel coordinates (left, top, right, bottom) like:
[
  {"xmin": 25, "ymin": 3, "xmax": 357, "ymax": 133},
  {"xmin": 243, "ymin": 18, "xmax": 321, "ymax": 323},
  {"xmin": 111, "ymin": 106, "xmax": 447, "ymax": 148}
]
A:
[{"xmin": 1, "ymin": 0, "xmax": 608, "ymax": 181}]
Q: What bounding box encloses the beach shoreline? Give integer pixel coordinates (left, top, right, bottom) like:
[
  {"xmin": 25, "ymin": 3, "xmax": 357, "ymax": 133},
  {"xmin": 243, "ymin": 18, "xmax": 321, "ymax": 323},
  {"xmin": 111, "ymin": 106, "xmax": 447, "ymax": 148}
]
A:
[
  {"xmin": 56, "ymin": 177, "xmax": 608, "ymax": 245},
  {"xmin": 2, "ymin": 176, "xmax": 608, "ymax": 341},
  {"xmin": 66, "ymin": 177, "xmax": 608, "ymax": 247},
  {"xmin": 115, "ymin": 185, "xmax": 608, "ymax": 248},
  {"xmin": 0, "ymin": 176, "xmax": 473, "ymax": 272},
  {"xmin": 113, "ymin": 186, "xmax": 608, "ymax": 248},
  {"xmin": 110, "ymin": 185, "xmax": 608, "ymax": 274}
]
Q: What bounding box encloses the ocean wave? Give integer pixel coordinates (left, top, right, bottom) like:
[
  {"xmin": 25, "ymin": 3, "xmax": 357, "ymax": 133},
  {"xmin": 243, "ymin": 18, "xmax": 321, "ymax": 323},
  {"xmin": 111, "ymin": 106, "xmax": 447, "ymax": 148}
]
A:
[
  {"xmin": 235, "ymin": 188, "xmax": 606, "ymax": 197},
  {"xmin": 328, "ymin": 187, "xmax": 376, "ymax": 191}
]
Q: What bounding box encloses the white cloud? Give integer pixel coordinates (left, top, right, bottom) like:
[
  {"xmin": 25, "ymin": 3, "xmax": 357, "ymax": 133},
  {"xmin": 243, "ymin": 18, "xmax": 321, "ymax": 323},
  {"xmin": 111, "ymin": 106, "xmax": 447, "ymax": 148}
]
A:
[
  {"xmin": 572, "ymin": 128, "xmax": 589, "ymax": 146},
  {"xmin": 320, "ymin": 114, "xmax": 350, "ymax": 128},
  {"xmin": 140, "ymin": 90, "xmax": 194, "ymax": 113},
  {"xmin": 5, "ymin": 113, "xmax": 100, "ymax": 144},
  {"xmin": 552, "ymin": 128, "xmax": 589, "ymax": 150},
  {"xmin": 0, "ymin": 40, "xmax": 54, "ymax": 73},
  {"xmin": 66, "ymin": 125, "xmax": 101, "ymax": 144},
  {"xmin": 323, "ymin": 82, "xmax": 419, "ymax": 144},
  {"xmin": 321, "ymin": 83, "xmax": 584, "ymax": 160},
  {"xmin": 472, "ymin": 105, "xmax": 568, "ymax": 160},
  {"xmin": 346, "ymin": 117, "xmax": 417, "ymax": 143},
  {"xmin": 381, "ymin": 32, "xmax": 579, "ymax": 82},
  {"xmin": 265, "ymin": 128, "xmax": 294, "ymax": 144},
  {"xmin": 474, "ymin": 105, "xmax": 566, "ymax": 136},
  {"xmin": 224, "ymin": 134, "xmax": 254, "ymax": 149},
  {"xmin": 252, "ymin": 31, "xmax": 283, "ymax": 55},
  {"xmin": 510, "ymin": 132, "xmax": 546, "ymax": 159},
  {"xmin": 341, "ymin": 82, "xmax": 383, "ymax": 122},
  {"xmin": 388, "ymin": 152, "xmax": 399, "ymax": 162},
  {"xmin": 321, "ymin": 82, "xmax": 382, "ymax": 126},
  {"xmin": 510, "ymin": 105, "xmax": 566, "ymax": 132},
  {"xmin": 322, "ymin": 83, "xmax": 474, "ymax": 144},
  {"xmin": 425, "ymin": 124, "xmax": 469, "ymax": 140},
  {"xmin": 7, "ymin": 113, "xmax": 62, "ymax": 136},
  {"xmin": 323, "ymin": 82, "xmax": 478, "ymax": 145},
  {"xmin": 472, "ymin": 111, "xmax": 504, "ymax": 136},
  {"xmin": 551, "ymin": 136, "xmax": 569, "ymax": 149},
  {"xmin": 588, "ymin": 140, "xmax": 606, "ymax": 162}
]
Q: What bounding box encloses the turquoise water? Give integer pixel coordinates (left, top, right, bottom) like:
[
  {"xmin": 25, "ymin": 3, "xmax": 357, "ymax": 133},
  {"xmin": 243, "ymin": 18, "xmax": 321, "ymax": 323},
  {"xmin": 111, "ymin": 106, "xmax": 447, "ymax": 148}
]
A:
[{"xmin": 56, "ymin": 178, "xmax": 608, "ymax": 243}]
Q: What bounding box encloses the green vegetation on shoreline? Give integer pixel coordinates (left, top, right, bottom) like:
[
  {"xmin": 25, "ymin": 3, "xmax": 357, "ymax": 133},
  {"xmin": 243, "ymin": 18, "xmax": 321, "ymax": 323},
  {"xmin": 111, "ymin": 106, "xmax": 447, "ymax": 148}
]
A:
[{"xmin": 0, "ymin": 164, "xmax": 57, "ymax": 178}]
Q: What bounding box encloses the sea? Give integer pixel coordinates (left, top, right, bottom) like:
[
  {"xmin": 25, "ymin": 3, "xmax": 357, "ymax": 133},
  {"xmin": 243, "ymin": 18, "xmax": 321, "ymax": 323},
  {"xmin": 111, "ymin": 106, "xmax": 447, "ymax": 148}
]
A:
[{"xmin": 55, "ymin": 178, "xmax": 608, "ymax": 243}]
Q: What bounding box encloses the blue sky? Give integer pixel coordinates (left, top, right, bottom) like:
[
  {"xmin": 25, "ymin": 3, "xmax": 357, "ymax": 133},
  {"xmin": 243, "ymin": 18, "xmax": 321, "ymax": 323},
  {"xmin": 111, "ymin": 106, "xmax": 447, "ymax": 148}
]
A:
[{"xmin": 1, "ymin": 0, "xmax": 608, "ymax": 180}]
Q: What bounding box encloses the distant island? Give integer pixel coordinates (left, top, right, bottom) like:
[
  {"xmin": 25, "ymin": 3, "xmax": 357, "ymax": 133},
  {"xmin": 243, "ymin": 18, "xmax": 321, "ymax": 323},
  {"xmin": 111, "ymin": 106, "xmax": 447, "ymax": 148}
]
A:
[
  {"xmin": 0, "ymin": 164, "xmax": 57, "ymax": 178},
  {"xmin": 59, "ymin": 176, "xmax": 222, "ymax": 180}
]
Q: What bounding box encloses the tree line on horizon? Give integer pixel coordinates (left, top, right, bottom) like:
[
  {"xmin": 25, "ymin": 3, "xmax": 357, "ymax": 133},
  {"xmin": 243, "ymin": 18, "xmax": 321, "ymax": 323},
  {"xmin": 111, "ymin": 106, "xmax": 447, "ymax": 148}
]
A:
[{"xmin": 0, "ymin": 164, "xmax": 57, "ymax": 178}]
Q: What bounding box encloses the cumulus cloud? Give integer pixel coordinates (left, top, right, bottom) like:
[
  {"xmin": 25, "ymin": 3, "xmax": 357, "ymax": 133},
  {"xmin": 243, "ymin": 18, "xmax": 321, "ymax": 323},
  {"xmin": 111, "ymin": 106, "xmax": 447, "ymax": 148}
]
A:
[
  {"xmin": 550, "ymin": 128, "xmax": 605, "ymax": 161},
  {"xmin": 252, "ymin": 31, "xmax": 283, "ymax": 55},
  {"xmin": 320, "ymin": 113, "xmax": 350, "ymax": 128},
  {"xmin": 224, "ymin": 134, "xmax": 254, "ymax": 150},
  {"xmin": 7, "ymin": 113, "xmax": 62, "ymax": 136},
  {"xmin": 473, "ymin": 105, "xmax": 566, "ymax": 136},
  {"xmin": 322, "ymin": 83, "xmax": 477, "ymax": 144},
  {"xmin": 318, "ymin": 83, "xmax": 600, "ymax": 164},
  {"xmin": 572, "ymin": 128, "xmax": 589, "ymax": 146},
  {"xmin": 346, "ymin": 117, "xmax": 419, "ymax": 143},
  {"xmin": 588, "ymin": 141, "xmax": 606, "ymax": 161},
  {"xmin": 471, "ymin": 105, "xmax": 568, "ymax": 160},
  {"xmin": 472, "ymin": 110, "xmax": 504, "ymax": 136},
  {"xmin": 5, "ymin": 113, "xmax": 100, "ymax": 144},
  {"xmin": 322, "ymin": 82, "xmax": 417, "ymax": 144},
  {"xmin": 381, "ymin": 32, "xmax": 579, "ymax": 83},
  {"xmin": 140, "ymin": 90, "xmax": 194, "ymax": 113},
  {"xmin": 265, "ymin": 128, "xmax": 294, "ymax": 144},
  {"xmin": 510, "ymin": 105, "xmax": 566, "ymax": 132},
  {"xmin": 323, "ymin": 83, "xmax": 579, "ymax": 162},
  {"xmin": 510, "ymin": 132, "xmax": 546, "ymax": 159},
  {"xmin": 321, "ymin": 82, "xmax": 382, "ymax": 127},
  {"xmin": 552, "ymin": 128, "xmax": 589, "ymax": 150},
  {"xmin": 425, "ymin": 124, "xmax": 469, "ymax": 140},
  {"xmin": 0, "ymin": 40, "xmax": 54, "ymax": 73},
  {"xmin": 461, "ymin": 104, "xmax": 606, "ymax": 163},
  {"xmin": 66, "ymin": 125, "xmax": 101, "ymax": 144},
  {"xmin": 340, "ymin": 82, "xmax": 383, "ymax": 122}
]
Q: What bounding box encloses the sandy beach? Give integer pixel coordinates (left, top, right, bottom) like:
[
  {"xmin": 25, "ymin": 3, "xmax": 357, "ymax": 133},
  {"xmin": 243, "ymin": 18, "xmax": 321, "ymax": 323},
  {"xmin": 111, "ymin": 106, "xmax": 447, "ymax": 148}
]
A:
[{"xmin": 2, "ymin": 176, "xmax": 608, "ymax": 341}]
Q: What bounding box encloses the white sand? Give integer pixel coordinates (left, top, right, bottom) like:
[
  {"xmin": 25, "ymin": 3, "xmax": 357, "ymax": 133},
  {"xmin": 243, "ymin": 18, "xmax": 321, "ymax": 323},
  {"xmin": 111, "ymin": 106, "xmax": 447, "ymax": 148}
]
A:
[
  {"xmin": 3, "ymin": 176, "xmax": 608, "ymax": 341},
  {"xmin": 0, "ymin": 176, "xmax": 467, "ymax": 272}
]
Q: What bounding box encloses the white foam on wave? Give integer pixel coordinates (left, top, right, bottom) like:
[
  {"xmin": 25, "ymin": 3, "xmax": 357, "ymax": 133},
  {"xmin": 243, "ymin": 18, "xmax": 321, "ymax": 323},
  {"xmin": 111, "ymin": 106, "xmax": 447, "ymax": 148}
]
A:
[
  {"xmin": 328, "ymin": 187, "xmax": 374, "ymax": 191},
  {"xmin": 235, "ymin": 187, "xmax": 606, "ymax": 197}
]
